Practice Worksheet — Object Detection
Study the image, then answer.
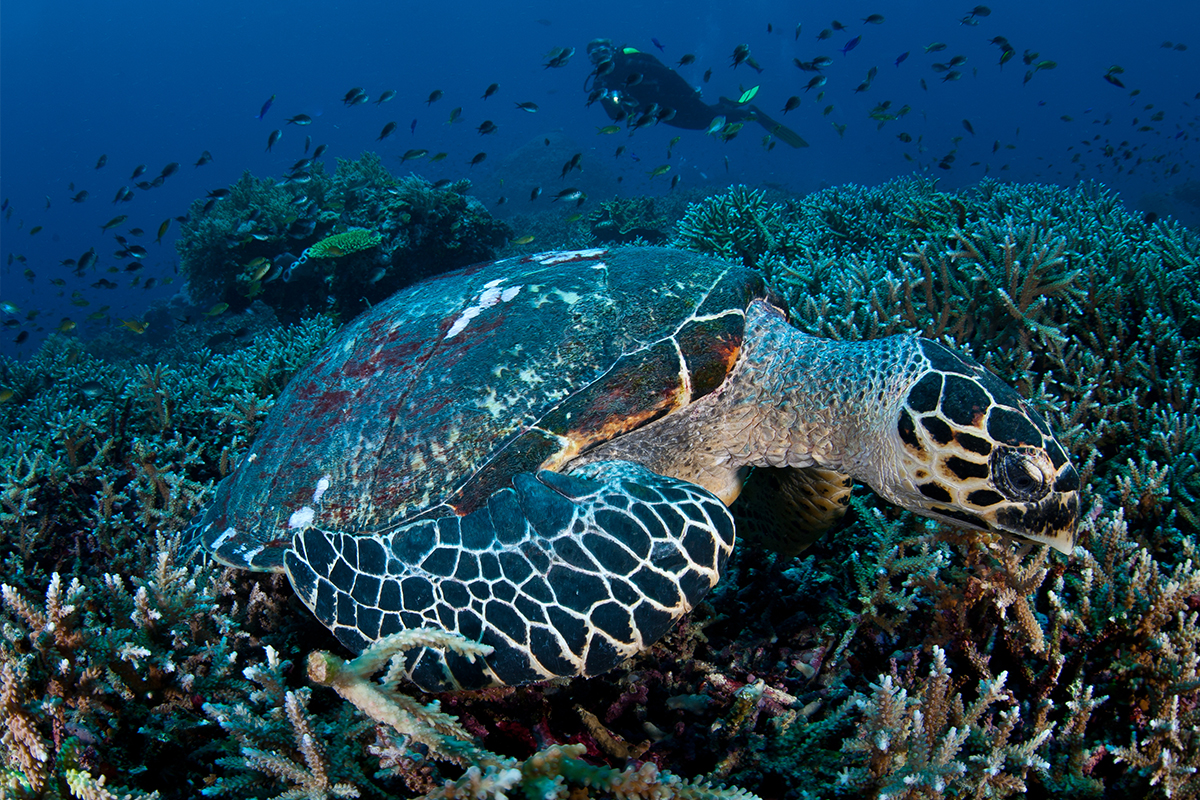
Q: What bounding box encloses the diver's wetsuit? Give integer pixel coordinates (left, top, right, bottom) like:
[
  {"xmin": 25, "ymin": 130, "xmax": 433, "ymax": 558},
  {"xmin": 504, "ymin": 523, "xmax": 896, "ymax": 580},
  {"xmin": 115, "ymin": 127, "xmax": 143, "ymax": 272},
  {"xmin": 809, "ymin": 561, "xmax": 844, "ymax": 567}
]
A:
[{"xmin": 585, "ymin": 40, "xmax": 808, "ymax": 147}]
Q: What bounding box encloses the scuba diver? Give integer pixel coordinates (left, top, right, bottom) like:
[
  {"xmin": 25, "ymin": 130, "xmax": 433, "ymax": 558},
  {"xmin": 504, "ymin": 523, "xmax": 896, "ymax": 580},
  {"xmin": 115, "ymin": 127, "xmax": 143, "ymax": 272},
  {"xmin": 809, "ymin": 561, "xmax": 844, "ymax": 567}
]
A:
[{"xmin": 584, "ymin": 39, "xmax": 808, "ymax": 148}]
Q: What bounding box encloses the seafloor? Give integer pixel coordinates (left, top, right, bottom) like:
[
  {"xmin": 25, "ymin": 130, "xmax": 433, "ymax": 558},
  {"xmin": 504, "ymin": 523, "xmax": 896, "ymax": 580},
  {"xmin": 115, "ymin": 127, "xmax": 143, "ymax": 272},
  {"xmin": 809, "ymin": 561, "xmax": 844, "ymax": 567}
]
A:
[{"xmin": 2, "ymin": 169, "xmax": 1199, "ymax": 799}]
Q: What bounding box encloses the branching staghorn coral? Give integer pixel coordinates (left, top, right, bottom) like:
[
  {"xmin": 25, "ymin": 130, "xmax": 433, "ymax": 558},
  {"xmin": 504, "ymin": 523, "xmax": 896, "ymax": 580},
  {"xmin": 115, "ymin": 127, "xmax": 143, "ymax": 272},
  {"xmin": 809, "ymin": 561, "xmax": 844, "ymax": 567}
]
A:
[{"xmin": 307, "ymin": 630, "xmax": 762, "ymax": 799}]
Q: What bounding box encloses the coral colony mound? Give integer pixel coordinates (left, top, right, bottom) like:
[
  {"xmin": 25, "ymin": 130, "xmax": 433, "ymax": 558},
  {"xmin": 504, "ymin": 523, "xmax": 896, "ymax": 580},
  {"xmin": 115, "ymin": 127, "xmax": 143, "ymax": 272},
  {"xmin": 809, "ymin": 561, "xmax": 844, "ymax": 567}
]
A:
[{"xmin": 2, "ymin": 176, "xmax": 1199, "ymax": 799}]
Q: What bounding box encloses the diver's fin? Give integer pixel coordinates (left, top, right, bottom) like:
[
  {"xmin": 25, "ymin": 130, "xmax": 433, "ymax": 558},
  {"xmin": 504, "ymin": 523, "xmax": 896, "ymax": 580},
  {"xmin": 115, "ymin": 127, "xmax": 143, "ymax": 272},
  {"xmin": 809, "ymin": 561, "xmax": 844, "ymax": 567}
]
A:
[
  {"xmin": 732, "ymin": 466, "xmax": 852, "ymax": 557},
  {"xmin": 748, "ymin": 105, "xmax": 809, "ymax": 148}
]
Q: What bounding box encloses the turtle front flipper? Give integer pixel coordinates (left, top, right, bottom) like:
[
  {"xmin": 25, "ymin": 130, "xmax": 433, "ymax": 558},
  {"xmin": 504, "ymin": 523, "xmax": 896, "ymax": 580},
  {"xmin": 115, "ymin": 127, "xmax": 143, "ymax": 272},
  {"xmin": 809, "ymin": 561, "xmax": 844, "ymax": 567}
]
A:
[{"xmin": 284, "ymin": 460, "xmax": 735, "ymax": 691}]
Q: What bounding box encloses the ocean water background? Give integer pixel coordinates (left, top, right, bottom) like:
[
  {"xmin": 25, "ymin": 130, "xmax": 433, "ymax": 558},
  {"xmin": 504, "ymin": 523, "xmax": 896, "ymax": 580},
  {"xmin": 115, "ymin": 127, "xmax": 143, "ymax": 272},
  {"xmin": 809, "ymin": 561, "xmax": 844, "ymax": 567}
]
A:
[{"xmin": 0, "ymin": 0, "xmax": 1196, "ymax": 359}]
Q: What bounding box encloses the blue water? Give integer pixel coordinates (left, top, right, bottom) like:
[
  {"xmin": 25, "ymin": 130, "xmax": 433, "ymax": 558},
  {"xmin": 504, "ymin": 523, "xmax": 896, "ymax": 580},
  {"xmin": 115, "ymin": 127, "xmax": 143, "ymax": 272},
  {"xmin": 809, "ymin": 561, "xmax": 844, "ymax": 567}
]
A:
[{"xmin": 1, "ymin": 0, "xmax": 1196, "ymax": 359}]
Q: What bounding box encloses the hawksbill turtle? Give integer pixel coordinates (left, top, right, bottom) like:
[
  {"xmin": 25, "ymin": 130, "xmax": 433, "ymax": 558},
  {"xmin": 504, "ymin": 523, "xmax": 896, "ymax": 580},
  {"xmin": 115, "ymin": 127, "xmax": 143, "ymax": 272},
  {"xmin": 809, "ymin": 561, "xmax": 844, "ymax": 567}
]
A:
[{"xmin": 190, "ymin": 247, "xmax": 1079, "ymax": 691}]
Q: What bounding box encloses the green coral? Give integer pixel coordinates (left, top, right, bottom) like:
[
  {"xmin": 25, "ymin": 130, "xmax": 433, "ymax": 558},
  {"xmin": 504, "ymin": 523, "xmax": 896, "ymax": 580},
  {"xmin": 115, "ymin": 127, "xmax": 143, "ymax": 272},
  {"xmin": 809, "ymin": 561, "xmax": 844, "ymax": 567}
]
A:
[
  {"xmin": 306, "ymin": 229, "xmax": 383, "ymax": 259},
  {"xmin": 673, "ymin": 186, "xmax": 803, "ymax": 277}
]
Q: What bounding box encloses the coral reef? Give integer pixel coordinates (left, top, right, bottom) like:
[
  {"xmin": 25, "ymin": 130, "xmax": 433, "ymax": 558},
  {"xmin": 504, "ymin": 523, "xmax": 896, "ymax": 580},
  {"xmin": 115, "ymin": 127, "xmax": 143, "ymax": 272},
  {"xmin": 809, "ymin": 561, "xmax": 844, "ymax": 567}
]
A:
[
  {"xmin": 588, "ymin": 197, "xmax": 668, "ymax": 245},
  {"xmin": 176, "ymin": 153, "xmax": 510, "ymax": 322},
  {"xmin": 2, "ymin": 175, "xmax": 1199, "ymax": 798}
]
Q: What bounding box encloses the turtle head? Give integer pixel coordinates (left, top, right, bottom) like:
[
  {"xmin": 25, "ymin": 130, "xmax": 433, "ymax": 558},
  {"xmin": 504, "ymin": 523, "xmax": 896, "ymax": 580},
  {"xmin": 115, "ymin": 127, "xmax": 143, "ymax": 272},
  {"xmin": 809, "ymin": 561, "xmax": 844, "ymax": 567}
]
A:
[{"xmin": 880, "ymin": 340, "xmax": 1079, "ymax": 554}]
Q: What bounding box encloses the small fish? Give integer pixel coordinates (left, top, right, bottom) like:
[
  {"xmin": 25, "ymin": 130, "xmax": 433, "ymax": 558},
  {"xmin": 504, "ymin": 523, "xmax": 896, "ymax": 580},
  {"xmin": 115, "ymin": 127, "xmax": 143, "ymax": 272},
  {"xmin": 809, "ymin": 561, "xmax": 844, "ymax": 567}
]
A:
[
  {"xmin": 962, "ymin": 119, "xmax": 975, "ymax": 135},
  {"xmin": 841, "ymin": 36, "xmax": 861, "ymax": 55},
  {"xmin": 287, "ymin": 114, "xmax": 313, "ymax": 125},
  {"xmin": 925, "ymin": 42, "xmax": 947, "ymax": 53},
  {"xmin": 410, "ymin": 119, "xmax": 418, "ymax": 134},
  {"xmin": 817, "ymin": 28, "xmax": 832, "ymax": 40},
  {"xmin": 795, "ymin": 23, "xmax": 802, "ymax": 40},
  {"xmin": 429, "ymin": 152, "xmax": 448, "ymax": 162},
  {"xmin": 195, "ymin": 150, "xmax": 213, "ymax": 167},
  {"xmin": 705, "ymin": 116, "xmax": 727, "ymax": 135},
  {"xmin": 597, "ymin": 125, "xmax": 621, "ymax": 135},
  {"xmin": 95, "ymin": 154, "xmax": 108, "ymax": 169},
  {"xmin": 805, "ymin": 75, "xmax": 827, "ymax": 91},
  {"xmin": 160, "ymin": 162, "xmax": 180, "ymax": 179},
  {"xmin": 624, "ymin": 73, "xmax": 644, "ymax": 87},
  {"xmin": 207, "ymin": 188, "xmax": 231, "ymax": 199},
  {"xmin": 312, "ymin": 144, "xmax": 328, "ymax": 159},
  {"xmin": 496, "ymin": 196, "xmax": 508, "ymax": 205},
  {"xmin": 58, "ymin": 318, "xmax": 77, "ymax": 332},
  {"xmin": 0, "ymin": 388, "xmax": 14, "ymax": 403},
  {"xmin": 614, "ymin": 145, "xmax": 626, "ymax": 158},
  {"xmin": 101, "ymin": 215, "xmax": 128, "ymax": 230},
  {"xmin": 970, "ymin": 5, "xmax": 992, "ymax": 17},
  {"xmin": 1035, "ymin": 60, "xmax": 1057, "ymax": 71},
  {"xmin": 468, "ymin": 152, "xmax": 487, "ymax": 167},
  {"xmin": 566, "ymin": 213, "xmax": 583, "ymax": 223},
  {"xmin": 863, "ymin": 14, "xmax": 884, "ymax": 24},
  {"xmin": 898, "ymin": 132, "xmax": 913, "ymax": 142},
  {"xmin": 266, "ymin": 130, "xmax": 282, "ymax": 152},
  {"xmin": 895, "ymin": 51, "xmax": 909, "ymax": 66},
  {"xmin": 832, "ymin": 20, "xmax": 847, "ymax": 30},
  {"xmin": 482, "ymin": 82, "xmax": 499, "ymax": 99},
  {"xmin": 1103, "ymin": 73, "xmax": 1125, "ymax": 88},
  {"xmin": 342, "ymin": 87, "xmax": 366, "ymax": 105},
  {"xmin": 71, "ymin": 191, "xmax": 88, "ymax": 203},
  {"xmin": 304, "ymin": 135, "xmax": 312, "ymax": 154},
  {"xmin": 514, "ymin": 101, "xmax": 539, "ymax": 112},
  {"xmin": 257, "ymin": 94, "xmax": 276, "ymax": 120},
  {"xmin": 678, "ymin": 54, "xmax": 695, "ymax": 66},
  {"xmin": 647, "ymin": 164, "xmax": 671, "ymax": 179},
  {"xmin": 529, "ymin": 186, "xmax": 542, "ymax": 201},
  {"xmin": 782, "ymin": 96, "xmax": 801, "ymax": 113},
  {"xmin": 426, "ymin": 90, "xmax": 444, "ymax": 105},
  {"xmin": 128, "ymin": 227, "xmax": 145, "ymax": 237},
  {"xmin": 511, "ymin": 235, "xmax": 536, "ymax": 245},
  {"xmin": 376, "ymin": 89, "xmax": 397, "ymax": 105},
  {"xmin": 377, "ymin": 121, "xmax": 398, "ymax": 141},
  {"xmin": 553, "ymin": 188, "xmax": 585, "ymax": 202},
  {"xmin": 400, "ymin": 149, "xmax": 428, "ymax": 162},
  {"xmin": 703, "ymin": 68, "xmax": 712, "ymax": 82},
  {"xmin": 13, "ymin": 331, "xmax": 29, "ymax": 345},
  {"xmin": 477, "ymin": 120, "xmax": 498, "ymax": 135},
  {"xmin": 203, "ymin": 303, "xmax": 229, "ymax": 317},
  {"xmin": 29, "ymin": 226, "xmax": 42, "ymax": 235},
  {"xmin": 652, "ymin": 37, "xmax": 665, "ymax": 52},
  {"xmin": 120, "ymin": 319, "xmax": 149, "ymax": 334}
]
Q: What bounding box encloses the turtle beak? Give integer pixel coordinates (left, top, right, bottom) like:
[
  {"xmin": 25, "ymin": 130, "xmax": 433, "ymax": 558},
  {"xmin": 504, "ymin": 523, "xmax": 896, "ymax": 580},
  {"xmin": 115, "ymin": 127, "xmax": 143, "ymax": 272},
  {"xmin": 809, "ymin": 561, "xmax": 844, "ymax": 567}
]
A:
[{"xmin": 993, "ymin": 463, "xmax": 1080, "ymax": 555}]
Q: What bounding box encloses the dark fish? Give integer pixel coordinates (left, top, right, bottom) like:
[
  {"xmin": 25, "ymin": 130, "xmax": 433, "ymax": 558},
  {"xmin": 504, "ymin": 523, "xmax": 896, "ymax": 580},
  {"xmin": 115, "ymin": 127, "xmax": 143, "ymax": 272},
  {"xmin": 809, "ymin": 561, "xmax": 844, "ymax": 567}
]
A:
[
  {"xmin": 468, "ymin": 152, "xmax": 487, "ymax": 167},
  {"xmin": 287, "ymin": 114, "xmax": 313, "ymax": 125},
  {"xmin": 112, "ymin": 186, "xmax": 131, "ymax": 204},
  {"xmin": 862, "ymin": 14, "xmax": 884, "ymax": 24},
  {"xmin": 160, "ymin": 162, "xmax": 179, "ymax": 179},
  {"xmin": 100, "ymin": 215, "xmax": 127, "ymax": 231},
  {"xmin": 257, "ymin": 94, "xmax": 276, "ymax": 120},
  {"xmin": 411, "ymin": 119, "xmax": 417, "ymax": 134},
  {"xmin": 812, "ymin": 56, "xmax": 833, "ymax": 68},
  {"xmin": 376, "ymin": 89, "xmax": 396, "ymax": 104},
  {"xmin": 1143, "ymin": 211, "xmax": 1158, "ymax": 224},
  {"xmin": 482, "ymin": 82, "xmax": 499, "ymax": 99},
  {"xmin": 156, "ymin": 219, "xmax": 170, "ymax": 243},
  {"xmin": 530, "ymin": 186, "xmax": 541, "ymax": 201},
  {"xmin": 805, "ymin": 75, "xmax": 827, "ymax": 91},
  {"xmin": 730, "ymin": 43, "xmax": 751, "ymax": 68},
  {"xmin": 95, "ymin": 154, "xmax": 107, "ymax": 169},
  {"xmin": 703, "ymin": 68, "xmax": 712, "ymax": 82},
  {"xmin": 342, "ymin": 87, "xmax": 366, "ymax": 105},
  {"xmin": 841, "ymin": 36, "xmax": 861, "ymax": 55},
  {"xmin": 426, "ymin": 90, "xmax": 444, "ymax": 105},
  {"xmin": 432, "ymin": 179, "xmax": 453, "ymax": 189},
  {"xmin": 304, "ymin": 135, "xmax": 311, "ymax": 153},
  {"xmin": 400, "ymin": 149, "xmax": 428, "ymax": 162},
  {"xmin": 312, "ymin": 144, "xmax": 328, "ymax": 158},
  {"xmin": 832, "ymin": 20, "xmax": 847, "ymax": 30},
  {"xmin": 78, "ymin": 248, "xmax": 98, "ymax": 272},
  {"xmin": 377, "ymin": 121, "xmax": 398, "ymax": 140},
  {"xmin": 71, "ymin": 191, "xmax": 88, "ymax": 203},
  {"xmin": 207, "ymin": 188, "xmax": 231, "ymax": 199},
  {"xmin": 962, "ymin": 119, "xmax": 975, "ymax": 135},
  {"xmin": 514, "ymin": 101, "xmax": 539, "ymax": 112},
  {"xmin": 131, "ymin": 164, "xmax": 146, "ymax": 179},
  {"xmin": 1103, "ymin": 73, "xmax": 1125, "ymax": 88},
  {"xmin": 782, "ymin": 96, "xmax": 800, "ymax": 113},
  {"xmin": 652, "ymin": 37, "xmax": 665, "ymax": 51},
  {"xmin": 817, "ymin": 28, "xmax": 832, "ymax": 40},
  {"xmin": 895, "ymin": 51, "xmax": 909, "ymax": 66},
  {"xmin": 624, "ymin": 72, "xmax": 643, "ymax": 87},
  {"xmin": 477, "ymin": 120, "xmax": 498, "ymax": 135},
  {"xmin": 970, "ymin": 5, "xmax": 991, "ymax": 17},
  {"xmin": 677, "ymin": 54, "xmax": 695, "ymax": 66},
  {"xmin": 266, "ymin": 130, "xmax": 282, "ymax": 151},
  {"xmin": 195, "ymin": 150, "xmax": 213, "ymax": 166},
  {"xmin": 14, "ymin": 331, "xmax": 29, "ymax": 344}
]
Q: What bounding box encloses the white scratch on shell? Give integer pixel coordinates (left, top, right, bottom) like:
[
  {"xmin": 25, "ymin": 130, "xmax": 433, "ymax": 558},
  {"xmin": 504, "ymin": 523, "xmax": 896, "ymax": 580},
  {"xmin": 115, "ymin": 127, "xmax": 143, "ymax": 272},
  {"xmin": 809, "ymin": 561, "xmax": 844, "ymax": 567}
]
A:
[
  {"xmin": 536, "ymin": 248, "xmax": 605, "ymax": 265},
  {"xmin": 288, "ymin": 506, "xmax": 315, "ymax": 529}
]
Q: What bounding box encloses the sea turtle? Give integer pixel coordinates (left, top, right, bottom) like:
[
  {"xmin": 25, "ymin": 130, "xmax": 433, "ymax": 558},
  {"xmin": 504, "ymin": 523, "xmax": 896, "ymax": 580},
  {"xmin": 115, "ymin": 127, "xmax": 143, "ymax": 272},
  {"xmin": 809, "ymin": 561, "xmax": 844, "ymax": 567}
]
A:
[{"xmin": 190, "ymin": 247, "xmax": 1079, "ymax": 692}]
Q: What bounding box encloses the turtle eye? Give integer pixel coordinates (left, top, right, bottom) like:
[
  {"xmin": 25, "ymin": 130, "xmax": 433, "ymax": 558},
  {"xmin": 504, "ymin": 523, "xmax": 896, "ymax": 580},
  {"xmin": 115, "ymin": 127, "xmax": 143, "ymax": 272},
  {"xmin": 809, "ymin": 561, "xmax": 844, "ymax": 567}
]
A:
[{"xmin": 993, "ymin": 449, "xmax": 1048, "ymax": 502}]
